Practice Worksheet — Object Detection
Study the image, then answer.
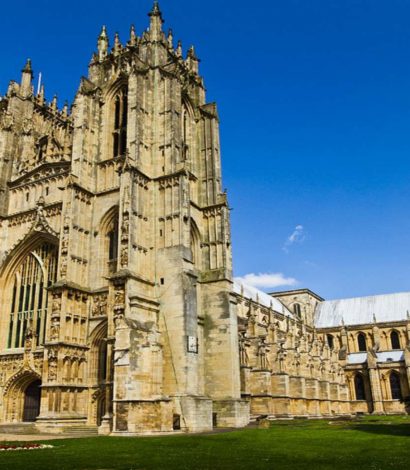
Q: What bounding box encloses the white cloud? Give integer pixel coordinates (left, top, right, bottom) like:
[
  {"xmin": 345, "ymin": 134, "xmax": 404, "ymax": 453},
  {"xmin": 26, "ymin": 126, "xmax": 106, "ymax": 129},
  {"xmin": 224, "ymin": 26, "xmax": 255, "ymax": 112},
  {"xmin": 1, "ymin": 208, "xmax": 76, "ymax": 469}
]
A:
[
  {"xmin": 283, "ymin": 224, "xmax": 305, "ymax": 253},
  {"xmin": 234, "ymin": 272, "xmax": 298, "ymax": 289}
]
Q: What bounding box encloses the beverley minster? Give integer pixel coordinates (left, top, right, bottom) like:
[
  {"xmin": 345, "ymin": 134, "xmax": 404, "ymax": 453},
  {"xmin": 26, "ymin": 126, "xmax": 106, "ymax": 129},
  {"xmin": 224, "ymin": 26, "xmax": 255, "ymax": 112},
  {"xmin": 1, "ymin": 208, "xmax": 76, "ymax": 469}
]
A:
[{"xmin": 0, "ymin": 2, "xmax": 408, "ymax": 435}]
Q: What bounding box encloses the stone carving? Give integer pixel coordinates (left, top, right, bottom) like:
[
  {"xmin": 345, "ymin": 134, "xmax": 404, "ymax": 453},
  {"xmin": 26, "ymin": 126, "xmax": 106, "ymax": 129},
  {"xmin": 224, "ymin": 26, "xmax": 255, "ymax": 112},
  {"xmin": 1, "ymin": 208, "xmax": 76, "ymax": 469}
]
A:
[
  {"xmin": 239, "ymin": 333, "xmax": 249, "ymax": 367},
  {"xmin": 92, "ymin": 294, "xmax": 108, "ymax": 317},
  {"xmin": 120, "ymin": 246, "xmax": 128, "ymax": 268},
  {"xmin": 22, "ymin": 118, "xmax": 33, "ymax": 135},
  {"xmin": 257, "ymin": 338, "xmax": 270, "ymax": 370},
  {"xmin": 1, "ymin": 111, "xmax": 14, "ymax": 131},
  {"xmin": 47, "ymin": 348, "xmax": 58, "ymax": 382},
  {"xmin": 49, "ymin": 293, "xmax": 61, "ymax": 342}
]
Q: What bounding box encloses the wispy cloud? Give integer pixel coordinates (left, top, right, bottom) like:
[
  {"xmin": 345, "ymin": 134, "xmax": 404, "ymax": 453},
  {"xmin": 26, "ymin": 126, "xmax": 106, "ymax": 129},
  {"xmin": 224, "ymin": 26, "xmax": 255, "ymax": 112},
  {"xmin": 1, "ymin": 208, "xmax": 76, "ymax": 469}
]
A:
[
  {"xmin": 234, "ymin": 272, "xmax": 298, "ymax": 289},
  {"xmin": 282, "ymin": 224, "xmax": 305, "ymax": 253}
]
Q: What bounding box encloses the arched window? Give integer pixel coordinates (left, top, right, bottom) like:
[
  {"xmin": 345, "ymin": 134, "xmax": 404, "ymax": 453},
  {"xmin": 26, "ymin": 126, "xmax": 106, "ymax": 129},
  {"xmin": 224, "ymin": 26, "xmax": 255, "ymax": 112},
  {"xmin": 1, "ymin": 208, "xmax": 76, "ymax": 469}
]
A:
[
  {"xmin": 36, "ymin": 136, "xmax": 48, "ymax": 161},
  {"xmin": 98, "ymin": 340, "xmax": 108, "ymax": 382},
  {"xmin": 190, "ymin": 221, "xmax": 201, "ymax": 268},
  {"xmin": 354, "ymin": 373, "xmax": 366, "ymax": 400},
  {"xmin": 390, "ymin": 331, "xmax": 401, "ymax": 350},
  {"xmin": 293, "ymin": 303, "xmax": 301, "ymax": 318},
  {"xmin": 7, "ymin": 243, "xmax": 58, "ymax": 348},
  {"xmin": 390, "ymin": 371, "xmax": 402, "ymax": 400},
  {"xmin": 112, "ymin": 87, "xmax": 128, "ymax": 158},
  {"xmin": 106, "ymin": 213, "xmax": 119, "ymax": 274},
  {"xmin": 327, "ymin": 334, "xmax": 334, "ymax": 349},
  {"xmin": 357, "ymin": 332, "xmax": 367, "ymax": 352},
  {"xmin": 181, "ymin": 105, "xmax": 189, "ymax": 161}
]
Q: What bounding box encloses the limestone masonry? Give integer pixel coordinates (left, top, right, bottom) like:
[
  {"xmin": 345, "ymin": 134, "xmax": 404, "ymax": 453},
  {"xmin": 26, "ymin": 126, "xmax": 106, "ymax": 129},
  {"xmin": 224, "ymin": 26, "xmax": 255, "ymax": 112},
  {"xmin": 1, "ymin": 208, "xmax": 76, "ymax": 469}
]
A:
[{"xmin": 0, "ymin": 3, "xmax": 408, "ymax": 434}]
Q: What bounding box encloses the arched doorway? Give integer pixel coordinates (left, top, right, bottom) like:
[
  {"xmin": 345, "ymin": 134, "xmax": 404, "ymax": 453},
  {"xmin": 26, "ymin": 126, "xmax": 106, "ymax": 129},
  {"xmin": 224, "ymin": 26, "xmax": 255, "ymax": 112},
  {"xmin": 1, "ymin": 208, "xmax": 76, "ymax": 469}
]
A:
[{"xmin": 23, "ymin": 380, "xmax": 41, "ymax": 422}]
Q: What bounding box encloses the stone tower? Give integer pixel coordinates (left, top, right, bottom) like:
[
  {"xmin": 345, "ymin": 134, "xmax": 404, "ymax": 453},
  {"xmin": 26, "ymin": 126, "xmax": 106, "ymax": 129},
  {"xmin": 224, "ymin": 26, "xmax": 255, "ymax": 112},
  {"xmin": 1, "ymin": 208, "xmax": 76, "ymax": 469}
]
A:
[{"xmin": 0, "ymin": 3, "xmax": 248, "ymax": 433}]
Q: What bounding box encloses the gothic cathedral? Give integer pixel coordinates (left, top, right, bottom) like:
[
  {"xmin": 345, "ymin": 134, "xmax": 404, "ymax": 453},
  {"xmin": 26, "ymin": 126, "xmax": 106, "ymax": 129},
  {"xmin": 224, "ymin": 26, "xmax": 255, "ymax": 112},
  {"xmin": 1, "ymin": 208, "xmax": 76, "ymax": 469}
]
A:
[{"xmin": 0, "ymin": 3, "xmax": 408, "ymax": 435}]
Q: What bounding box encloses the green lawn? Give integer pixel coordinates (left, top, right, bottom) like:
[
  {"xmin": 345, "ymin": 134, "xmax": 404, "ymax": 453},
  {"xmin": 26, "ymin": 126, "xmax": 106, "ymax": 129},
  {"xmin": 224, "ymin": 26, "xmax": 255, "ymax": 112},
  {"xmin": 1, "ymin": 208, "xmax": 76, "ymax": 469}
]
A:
[{"xmin": 0, "ymin": 415, "xmax": 409, "ymax": 470}]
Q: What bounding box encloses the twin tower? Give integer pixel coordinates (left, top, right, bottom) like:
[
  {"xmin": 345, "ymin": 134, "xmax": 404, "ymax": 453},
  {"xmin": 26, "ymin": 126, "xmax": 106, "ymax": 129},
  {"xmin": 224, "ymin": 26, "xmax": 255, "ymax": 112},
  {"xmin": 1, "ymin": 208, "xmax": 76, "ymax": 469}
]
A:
[{"xmin": 0, "ymin": 3, "xmax": 249, "ymax": 432}]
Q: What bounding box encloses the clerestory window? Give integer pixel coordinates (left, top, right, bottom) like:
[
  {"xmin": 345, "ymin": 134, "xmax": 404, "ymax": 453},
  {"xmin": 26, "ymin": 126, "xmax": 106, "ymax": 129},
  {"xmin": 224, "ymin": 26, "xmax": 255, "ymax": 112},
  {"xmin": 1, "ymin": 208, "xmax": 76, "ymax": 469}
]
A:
[
  {"xmin": 390, "ymin": 331, "xmax": 401, "ymax": 350},
  {"xmin": 327, "ymin": 334, "xmax": 334, "ymax": 349},
  {"xmin": 357, "ymin": 332, "xmax": 367, "ymax": 352}
]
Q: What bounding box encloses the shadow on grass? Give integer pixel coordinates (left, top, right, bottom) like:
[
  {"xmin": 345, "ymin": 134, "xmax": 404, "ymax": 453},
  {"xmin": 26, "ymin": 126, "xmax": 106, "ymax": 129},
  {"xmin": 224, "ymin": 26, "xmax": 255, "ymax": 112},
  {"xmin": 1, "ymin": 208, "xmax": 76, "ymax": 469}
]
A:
[{"xmin": 352, "ymin": 423, "xmax": 410, "ymax": 437}]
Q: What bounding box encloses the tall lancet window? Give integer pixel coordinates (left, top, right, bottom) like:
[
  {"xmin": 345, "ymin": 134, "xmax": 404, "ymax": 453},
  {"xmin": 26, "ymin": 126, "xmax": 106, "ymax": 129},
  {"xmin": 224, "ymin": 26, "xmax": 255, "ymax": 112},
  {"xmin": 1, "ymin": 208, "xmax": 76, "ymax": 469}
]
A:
[
  {"xmin": 107, "ymin": 213, "xmax": 119, "ymax": 274},
  {"xmin": 390, "ymin": 371, "xmax": 402, "ymax": 400},
  {"xmin": 182, "ymin": 106, "xmax": 189, "ymax": 161},
  {"xmin": 7, "ymin": 243, "xmax": 58, "ymax": 349},
  {"xmin": 37, "ymin": 136, "xmax": 48, "ymax": 161},
  {"xmin": 112, "ymin": 87, "xmax": 128, "ymax": 158}
]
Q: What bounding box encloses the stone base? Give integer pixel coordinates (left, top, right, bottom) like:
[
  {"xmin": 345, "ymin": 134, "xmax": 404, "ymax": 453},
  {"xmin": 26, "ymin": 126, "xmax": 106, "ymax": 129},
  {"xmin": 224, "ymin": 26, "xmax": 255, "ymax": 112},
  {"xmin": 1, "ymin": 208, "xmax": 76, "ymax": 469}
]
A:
[
  {"xmin": 113, "ymin": 399, "xmax": 173, "ymax": 434},
  {"xmin": 35, "ymin": 416, "xmax": 91, "ymax": 434},
  {"xmin": 98, "ymin": 414, "xmax": 113, "ymax": 435},
  {"xmin": 177, "ymin": 396, "xmax": 213, "ymax": 432},
  {"xmin": 212, "ymin": 398, "xmax": 249, "ymax": 428}
]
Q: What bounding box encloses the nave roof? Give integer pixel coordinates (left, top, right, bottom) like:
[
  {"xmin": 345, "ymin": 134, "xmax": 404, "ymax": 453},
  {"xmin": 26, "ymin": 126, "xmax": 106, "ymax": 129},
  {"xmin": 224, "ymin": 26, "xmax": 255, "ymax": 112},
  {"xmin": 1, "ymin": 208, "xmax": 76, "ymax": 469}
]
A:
[{"xmin": 315, "ymin": 291, "xmax": 410, "ymax": 328}]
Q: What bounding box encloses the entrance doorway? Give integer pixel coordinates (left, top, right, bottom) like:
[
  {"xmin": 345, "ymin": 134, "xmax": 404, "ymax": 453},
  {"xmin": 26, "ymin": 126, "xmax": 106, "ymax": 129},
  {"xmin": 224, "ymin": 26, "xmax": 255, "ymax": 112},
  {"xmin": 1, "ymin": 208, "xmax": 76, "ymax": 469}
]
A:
[{"xmin": 23, "ymin": 380, "xmax": 41, "ymax": 422}]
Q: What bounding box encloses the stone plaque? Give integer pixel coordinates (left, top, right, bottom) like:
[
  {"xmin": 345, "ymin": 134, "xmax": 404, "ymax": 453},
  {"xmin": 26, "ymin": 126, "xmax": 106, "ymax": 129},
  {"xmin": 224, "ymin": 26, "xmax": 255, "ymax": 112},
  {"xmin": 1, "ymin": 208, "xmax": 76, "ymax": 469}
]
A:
[{"xmin": 187, "ymin": 335, "xmax": 198, "ymax": 353}]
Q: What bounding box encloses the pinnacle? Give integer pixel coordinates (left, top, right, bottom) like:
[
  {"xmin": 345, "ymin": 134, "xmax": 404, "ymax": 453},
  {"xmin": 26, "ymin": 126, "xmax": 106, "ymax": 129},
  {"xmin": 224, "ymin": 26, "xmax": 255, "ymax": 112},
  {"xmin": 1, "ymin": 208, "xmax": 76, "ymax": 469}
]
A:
[
  {"xmin": 22, "ymin": 58, "xmax": 32, "ymax": 73},
  {"xmin": 99, "ymin": 25, "xmax": 108, "ymax": 38},
  {"xmin": 149, "ymin": 1, "xmax": 162, "ymax": 16}
]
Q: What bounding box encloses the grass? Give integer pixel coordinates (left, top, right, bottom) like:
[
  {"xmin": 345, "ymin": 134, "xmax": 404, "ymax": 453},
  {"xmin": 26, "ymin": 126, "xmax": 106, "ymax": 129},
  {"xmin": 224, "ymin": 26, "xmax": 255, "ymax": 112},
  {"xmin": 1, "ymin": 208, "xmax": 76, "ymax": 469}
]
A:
[{"xmin": 0, "ymin": 415, "xmax": 409, "ymax": 470}]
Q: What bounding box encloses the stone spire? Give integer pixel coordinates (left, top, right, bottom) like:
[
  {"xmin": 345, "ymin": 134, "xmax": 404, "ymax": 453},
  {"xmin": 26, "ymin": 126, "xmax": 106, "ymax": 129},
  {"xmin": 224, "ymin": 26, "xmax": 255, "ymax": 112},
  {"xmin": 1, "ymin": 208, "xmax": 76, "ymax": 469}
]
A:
[
  {"xmin": 51, "ymin": 94, "xmax": 58, "ymax": 112},
  {"xmin": 186, "ymin": 45, "xmax": 199, "ymax": 73},
  {"xmin": 97, "ymin": 25, "xmax": 109, "ymax": 61},
  {"xmin": 113, "ymin": 32, "xmax": 121, "ymax": 55},
  {"xmin": 20, "ymin": 58, "xmax": 33, "ymax": 96},
  {"xmin": 129, "ymin": 24, "xmax": 137, "ymax": 46},
  {"xmin": 62, "ymin": 100, "xmax": 69, "ymax": 118},
  {"xmin": 148, "ymin": 1, "xmax": 164, "ymax": 41},
  {"xmin": 167, "ymin": 28, "xmax": 173, "ymax": 48},
  {"xmin": 37, "ymin": 84, "xmax": 45, "ymax": 105},
  {"xmin": 176, "ymin": 40, "xmax": 183, "ymax": 58}
]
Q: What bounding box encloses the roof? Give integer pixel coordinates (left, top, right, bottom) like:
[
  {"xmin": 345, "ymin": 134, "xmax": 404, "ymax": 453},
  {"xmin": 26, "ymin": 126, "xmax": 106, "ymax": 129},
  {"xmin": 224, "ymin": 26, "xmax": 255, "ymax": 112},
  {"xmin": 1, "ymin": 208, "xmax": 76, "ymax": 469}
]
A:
[
  {"xmin": 347, "ymin": 353, "xmax": 367, "ymax": 364},
  {"xmin": 315, "ymin": 291, "xmax": 410, "ymax": 328},
  {"xmin": 269, "ymin": 288, "xmax": 324, "ymax": 302},
  {"xmin": 233, "ymin": 279, "xmax": 293, "ymax": 317},
  {"xmin": 347, "ymin": 351, "xmax": 404, "ymax": 365}
]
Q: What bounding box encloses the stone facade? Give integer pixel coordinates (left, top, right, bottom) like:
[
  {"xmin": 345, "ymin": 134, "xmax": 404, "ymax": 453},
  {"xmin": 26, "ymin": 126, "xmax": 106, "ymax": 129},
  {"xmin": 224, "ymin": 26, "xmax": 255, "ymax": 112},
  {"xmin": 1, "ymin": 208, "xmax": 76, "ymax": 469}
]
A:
[
  {"xmin": 0, "ymin": 3, "xmax": 408, "ymax": 435},
  {"xmin": 273, "ymin": 289, "xmax": 410, "ymax": 417}
]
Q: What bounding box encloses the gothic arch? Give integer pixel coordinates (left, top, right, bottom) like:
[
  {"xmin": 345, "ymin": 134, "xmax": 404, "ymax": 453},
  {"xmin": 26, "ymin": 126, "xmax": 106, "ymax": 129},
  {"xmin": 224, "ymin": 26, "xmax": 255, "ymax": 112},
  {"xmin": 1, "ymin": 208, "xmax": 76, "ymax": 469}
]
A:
[
  {"xmin": 354, "ymin": 372, "xmax": 366, "ymax": 400},
  {"xmin": 88, "ymin": 320, "xmax": 108, "ymax": 383},
  {"xmin": 0, "ymin": 230, "xmax": 58, "ymax": 283},
  {"xmin": 98, "ymin": 205, "xmax": 120, "ymax": 278},
  {"xmin": 3, "ymin": 368, "xmax": 41, "ymax": 422},
  {"xmin": 87, "ymin": 320, "xmax": 108, "ymax": 426},
  {"xmin": 291, "ymin": 303, "xmax": 302, "ymax": 318},
  {"xmin": 190, "ymin": 219, "xmax": 202, "ymax": 268},
  {"xmin": 357, "ymin": 332, "xmax": 367, "ymax": 352},
  {"xmin": 103, "ymin": 79, "xmax": 129, "ymax": 161},
  {"xmin": 389, "ymin": 370, "xmax": 402, "ymax": 400},
  {"xmin": 0, "ymin": 233, "xmax": 58, "ymax": 349},
  {"xmin": 181, "ymin": 95, "xmax": 197, "ymax": 169},
  {"xmin": 390, "ymin": 330, "xmax": 401, "ymax": 350}
]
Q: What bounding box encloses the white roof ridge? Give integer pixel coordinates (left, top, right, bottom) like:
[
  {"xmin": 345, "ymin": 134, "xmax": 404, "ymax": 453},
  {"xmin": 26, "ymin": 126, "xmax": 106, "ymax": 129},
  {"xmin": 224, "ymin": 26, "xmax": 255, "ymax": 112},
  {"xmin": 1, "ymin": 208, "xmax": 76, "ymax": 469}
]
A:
[
  {"xmin": 323, "ymin": 290, "xmax": 410, "ymax": 303},
  {"xmin": 233, "ymin": 278, "xmax": 293, "ymax": 317}
]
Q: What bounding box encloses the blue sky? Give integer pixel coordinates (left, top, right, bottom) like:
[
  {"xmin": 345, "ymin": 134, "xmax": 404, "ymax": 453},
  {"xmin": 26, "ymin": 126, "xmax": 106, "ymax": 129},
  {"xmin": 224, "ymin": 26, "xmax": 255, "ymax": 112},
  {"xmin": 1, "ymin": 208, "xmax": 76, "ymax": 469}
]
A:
[{"xmin": 2, "ymin": 0, "xmax": 410, "ymax": 300}]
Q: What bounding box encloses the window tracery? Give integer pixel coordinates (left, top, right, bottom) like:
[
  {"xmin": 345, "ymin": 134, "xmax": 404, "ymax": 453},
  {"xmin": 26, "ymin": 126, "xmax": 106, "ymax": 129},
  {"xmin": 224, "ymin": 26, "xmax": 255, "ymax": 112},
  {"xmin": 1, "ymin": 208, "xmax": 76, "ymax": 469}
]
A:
[
  {"xmin": 112, "ymin": 87, "xmax": 128, "ymax": 158},
  {"xmin": 390, "ymin": 371, "xmax": 402, "ymax": 400},
  {"xmin": 7, "ymin": 242, "xmax": 58, "ymax": 349}
]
